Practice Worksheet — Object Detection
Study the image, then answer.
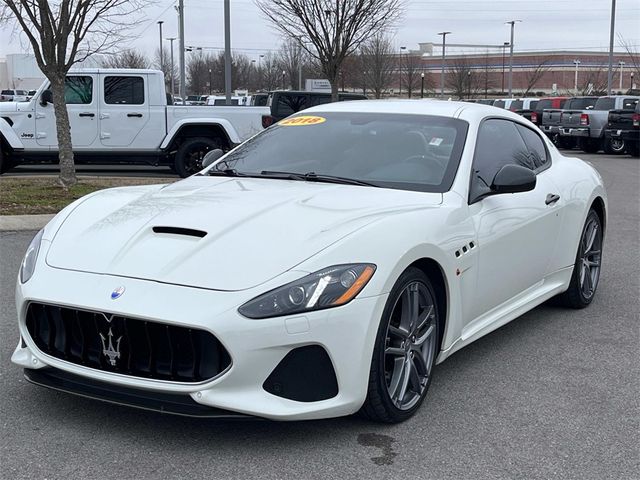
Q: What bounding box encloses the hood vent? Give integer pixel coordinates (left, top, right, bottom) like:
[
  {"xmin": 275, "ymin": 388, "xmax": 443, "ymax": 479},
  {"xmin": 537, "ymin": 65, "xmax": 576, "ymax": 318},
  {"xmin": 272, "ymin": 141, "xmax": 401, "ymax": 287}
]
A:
[{"xmin": 152, "ymin": 226, "xmax": 207, "ymax": 238}]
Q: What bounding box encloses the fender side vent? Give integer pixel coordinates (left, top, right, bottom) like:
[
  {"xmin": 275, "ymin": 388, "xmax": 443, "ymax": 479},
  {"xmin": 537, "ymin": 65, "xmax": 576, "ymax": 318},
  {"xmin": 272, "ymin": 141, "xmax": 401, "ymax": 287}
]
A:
[{"xmin": 152, "ymin": 226, "xmax": 207, "ymax": 238}]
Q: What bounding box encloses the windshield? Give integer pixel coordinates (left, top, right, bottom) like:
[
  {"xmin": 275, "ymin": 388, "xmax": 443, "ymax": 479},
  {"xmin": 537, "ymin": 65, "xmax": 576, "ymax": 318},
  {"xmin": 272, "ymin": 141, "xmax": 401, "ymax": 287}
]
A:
[{"xmin": 209, "ymin": 112, "xmax": 468, "ymax": 193}]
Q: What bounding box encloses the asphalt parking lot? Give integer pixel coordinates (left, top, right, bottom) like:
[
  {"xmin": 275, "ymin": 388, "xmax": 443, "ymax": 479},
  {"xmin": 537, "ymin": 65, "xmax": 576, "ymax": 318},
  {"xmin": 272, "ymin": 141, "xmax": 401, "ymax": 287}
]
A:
[{"xmin": 0, "ymin": 152, "xmax": 638, "ymax": 480}]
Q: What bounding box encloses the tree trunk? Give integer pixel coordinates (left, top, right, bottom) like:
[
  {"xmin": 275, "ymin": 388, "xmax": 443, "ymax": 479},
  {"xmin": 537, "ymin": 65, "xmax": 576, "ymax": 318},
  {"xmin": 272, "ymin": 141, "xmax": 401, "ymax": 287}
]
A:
[
  {"xmin": 330, "ymin": 80, "xmax": 339, "ymax": 102},
  {"xmin": 49, "ymin": 75, "xmax": 77, "ymax": 189}
]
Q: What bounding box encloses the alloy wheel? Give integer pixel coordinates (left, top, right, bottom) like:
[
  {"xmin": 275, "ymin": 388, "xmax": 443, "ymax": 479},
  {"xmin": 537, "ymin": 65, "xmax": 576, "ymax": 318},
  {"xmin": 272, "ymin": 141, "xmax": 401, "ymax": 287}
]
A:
[
  {"xmin": 579, "ymin": 216, "xmax": 602, "ymax": 300},
  {"xmin": 384, "ymin": 281, "xmax": 437, "ymax": 411}
]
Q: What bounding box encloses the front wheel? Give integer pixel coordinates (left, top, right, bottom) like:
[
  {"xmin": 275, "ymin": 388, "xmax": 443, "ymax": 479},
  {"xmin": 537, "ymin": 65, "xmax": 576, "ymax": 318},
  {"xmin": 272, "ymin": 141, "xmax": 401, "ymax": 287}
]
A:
[
  {"xmin": 360, "ymin": 267, "xmax": 440, "ymax": 423},
  {"xmin": 174, "ymin": 137, "xmax": 221, "ymax": 178},
  {"xmin": 556, "ymin": 210, "xmax": 603, "ymax": 308}
]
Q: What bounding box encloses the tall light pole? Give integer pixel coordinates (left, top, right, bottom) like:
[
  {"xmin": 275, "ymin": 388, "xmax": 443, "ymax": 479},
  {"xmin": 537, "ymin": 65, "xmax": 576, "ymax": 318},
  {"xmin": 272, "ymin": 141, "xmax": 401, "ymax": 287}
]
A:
[
  {"xmin": 224, "ymin": 0, "xmax": 232, "ymax": 105},
  {"xmin": 631, "ymin": 72, "xmax": 635, "ymax": 90},
  {"xmin": 177, "ymin": 0, "xmax": 185, "ymax": 105},
  {"xmin": 398, "ymin": 46, "xmax": 407, "ymax": 97},
  {"xmin": 157, "ymin": 21, "xmax": 164, "ymax": 71},
  {"xmin": 505, "ymin": 20, "xmax": 521, "ymax": 97},
  {"xmin": 573, "ymin": 59, "xmax": 581, "ymax": 93},
  {"xmin": 208, "ymin": 68, "xmax": 212, "ymax": 95},
  {"xmin": 421, "ymin": 72, "xmax": 425, "ymax": 98},
  {"xmin": 501, "ymin": 42, "xmax": 509, "ymax": 94},
  {"xmin": 618, "ymin": 61, "xmax": 625, "ymax": 91},
  {"xmin": 282, "ymin": 70, "xmax": 286, "ymax": 90},
  {"xmin": 607, "ymin": 0, "xmax": 616, "ymax": 95},
  {"xmin": 166, "ymin": 37, "xmax": 176, "ymax": 96},
  {"xmin": 437, "ymin": 32, "xmax": 450, "ymax": 98}
]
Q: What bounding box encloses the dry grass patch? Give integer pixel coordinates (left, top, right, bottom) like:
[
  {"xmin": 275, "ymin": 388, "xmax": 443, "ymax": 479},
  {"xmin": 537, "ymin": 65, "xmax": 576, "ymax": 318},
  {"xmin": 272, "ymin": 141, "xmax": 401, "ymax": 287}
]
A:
[{"xmin": 0, "ymin": 177, "xmax": 173, "ymax": 215}]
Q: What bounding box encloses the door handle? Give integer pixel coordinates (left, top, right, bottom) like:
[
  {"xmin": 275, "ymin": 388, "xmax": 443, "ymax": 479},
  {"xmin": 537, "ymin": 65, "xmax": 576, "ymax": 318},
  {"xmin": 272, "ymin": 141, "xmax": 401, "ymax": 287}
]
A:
[
  {"xmin": 79, "ymin": 112, "xmax": 95, "ymax": 117},
  {"xmin": 545, "ymin": 193, "xmax": 561, "ymax": 205},
  {"xmin": 127, "ymin": 113, "xmax": 143, "ymax": 118}
]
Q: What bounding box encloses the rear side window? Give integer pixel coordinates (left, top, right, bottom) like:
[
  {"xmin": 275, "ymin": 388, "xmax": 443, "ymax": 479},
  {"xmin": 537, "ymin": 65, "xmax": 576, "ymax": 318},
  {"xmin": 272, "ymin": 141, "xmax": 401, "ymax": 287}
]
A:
[
  {"xmin": 275, "ymin": 94, "xmax": 309, "ymax": 116},
  {"xmin": 567, "ymin": 98, "xmax": 597, "ymax": 110},
  {"xmin": 529, "ymin": 100, "xmax": 539, "ymax": 110},
  {"xmin": 1, "ymin": 90, "xmax": 13, "ymax": 95},
  {"xmin": 471, "ymin": 119, "xmax": 531, "ymax": 200},
  {"xmin": 308, "ymin": 94, "xmax": 331, "ymax": 107},
  {"xmin": 64, "ymin": 76, "xmax": 93, "ymax": 104},
  {"xmin": 515, "ymin": 124, "xmax": 548, "ymax": 170},
  {"xmin": 536, "ymin": 99, "xmax": 552, "ymax": 110},
  {"xmin": 104, "ymin": 76, "xmax": 144, "ymax": 105},
  {"xmin": 510, "ymin": 100, "xmax": 523, "ymax": 110},
  {"xmin": 493, "ymin": 100, "xmax": 506, "ymax": 109},
  {"xmin": 623, "ymin": 98, "xmax": 639, "ymax": 110}
]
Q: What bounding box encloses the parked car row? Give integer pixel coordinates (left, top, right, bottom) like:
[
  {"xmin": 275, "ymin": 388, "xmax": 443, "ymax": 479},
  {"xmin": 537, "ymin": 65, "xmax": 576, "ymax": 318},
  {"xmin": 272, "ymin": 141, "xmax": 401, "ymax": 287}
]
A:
[
  {"xmin": 1, "ymin": 89, "xmax": 29, "ymax": 102},
  {"xmin": 472, "ymin": 95, "xmax": 639, "ymax": 156}
]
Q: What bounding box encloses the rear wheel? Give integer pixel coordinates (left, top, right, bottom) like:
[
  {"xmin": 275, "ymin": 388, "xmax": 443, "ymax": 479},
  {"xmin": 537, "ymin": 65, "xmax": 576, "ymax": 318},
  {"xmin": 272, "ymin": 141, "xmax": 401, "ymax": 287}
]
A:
[
  {"xmin": 580, "ymin": 137, "xmax": 601, "ymax": 154},
  {"xmin": 604, "ymin": 137, "xmax": 625, "ymax": 155},
  {"xmin": 360, "ymin": 267, "xmax": 439, "ymax": 423},
  {"xmin": 556, "ymin": 210, "xmax": 603, "ymax": 309},
  {"xmin": 174, "ymin": 137, "xmax": 221, "ymax": 178}
]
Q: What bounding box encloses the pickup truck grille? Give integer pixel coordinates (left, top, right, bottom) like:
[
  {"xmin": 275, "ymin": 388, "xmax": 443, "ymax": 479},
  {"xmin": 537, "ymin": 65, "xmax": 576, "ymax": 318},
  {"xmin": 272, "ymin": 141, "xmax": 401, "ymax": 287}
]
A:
[{"xmin": 25, "ymin": 303, "xmax": 231, "ymax": 383}]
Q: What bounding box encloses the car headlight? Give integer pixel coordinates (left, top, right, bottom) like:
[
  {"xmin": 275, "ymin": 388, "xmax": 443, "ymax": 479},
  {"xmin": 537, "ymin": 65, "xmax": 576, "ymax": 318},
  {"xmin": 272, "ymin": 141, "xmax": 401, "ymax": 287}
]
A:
[
  {"xmin": 238, "ymin": 263, "xmax": 376, "ymax": 319},
  {"xmin": 20, "ymin": 229, "xmax": 44, "ymax": 284}
]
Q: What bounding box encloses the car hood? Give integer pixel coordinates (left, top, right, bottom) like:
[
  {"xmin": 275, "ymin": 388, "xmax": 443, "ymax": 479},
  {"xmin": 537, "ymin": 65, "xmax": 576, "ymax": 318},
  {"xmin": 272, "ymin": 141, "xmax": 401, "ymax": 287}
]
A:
[{"xmin": 46, "ymin": 176, "xmax": 442, "ymax": 291}]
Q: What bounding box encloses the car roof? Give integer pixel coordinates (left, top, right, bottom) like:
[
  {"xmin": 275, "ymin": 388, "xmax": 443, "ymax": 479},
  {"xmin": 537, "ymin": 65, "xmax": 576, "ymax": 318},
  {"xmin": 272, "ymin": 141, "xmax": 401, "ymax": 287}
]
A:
[{"xmin": 305, "ymin": 99, "xmax": 527, "ymax": 122}]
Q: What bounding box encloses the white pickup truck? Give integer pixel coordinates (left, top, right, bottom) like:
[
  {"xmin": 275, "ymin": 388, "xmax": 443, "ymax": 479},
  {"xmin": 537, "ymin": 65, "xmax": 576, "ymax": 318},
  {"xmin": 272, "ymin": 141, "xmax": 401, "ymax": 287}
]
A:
[{"xmin": 0, "ymin": 69, "xmax": 268, "ymax": 177}]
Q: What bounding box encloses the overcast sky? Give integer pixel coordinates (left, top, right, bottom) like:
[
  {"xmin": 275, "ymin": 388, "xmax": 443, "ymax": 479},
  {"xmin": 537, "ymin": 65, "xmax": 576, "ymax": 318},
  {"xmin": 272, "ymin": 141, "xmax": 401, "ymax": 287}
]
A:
[{"xmin": 1, "ymin": 0, "xmax": 639, "ymax": 60}]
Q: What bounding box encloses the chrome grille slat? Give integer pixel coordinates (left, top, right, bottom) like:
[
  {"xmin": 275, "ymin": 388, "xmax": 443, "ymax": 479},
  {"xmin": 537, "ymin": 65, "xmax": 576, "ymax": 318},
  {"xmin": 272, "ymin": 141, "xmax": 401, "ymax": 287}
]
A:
[{"xmin": 25, "ymin": 303, "xmax": 230, "ymax": 383}]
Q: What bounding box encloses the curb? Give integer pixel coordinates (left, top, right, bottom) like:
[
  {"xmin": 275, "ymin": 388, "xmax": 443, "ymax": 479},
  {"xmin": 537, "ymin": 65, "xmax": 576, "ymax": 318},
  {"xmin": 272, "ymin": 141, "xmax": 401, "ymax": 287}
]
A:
[{"xmin": 0, "ymin": 214, "xmax": 55, "ymax": 232}]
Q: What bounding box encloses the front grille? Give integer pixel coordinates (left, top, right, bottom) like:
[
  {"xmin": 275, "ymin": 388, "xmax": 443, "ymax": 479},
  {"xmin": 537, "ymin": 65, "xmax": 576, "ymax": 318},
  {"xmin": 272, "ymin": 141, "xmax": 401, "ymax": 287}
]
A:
[{"xmin": 25, "ymin": 303, "xmax": 231, "ymax": 383}]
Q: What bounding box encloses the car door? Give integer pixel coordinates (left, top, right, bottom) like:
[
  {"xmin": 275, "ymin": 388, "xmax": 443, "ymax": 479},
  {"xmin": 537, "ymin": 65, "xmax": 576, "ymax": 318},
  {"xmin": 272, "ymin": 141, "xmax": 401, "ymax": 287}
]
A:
[
  {"xmin": 99, "ymin": 74, "xmax": 150, "ymax": 147},
  {"xmin": 466, "ymin": 118, "xmax": 563, "ymax": 322},
  {"xmin": 35, "ymin": 75, "xmax": 98, "ymax": 148}
]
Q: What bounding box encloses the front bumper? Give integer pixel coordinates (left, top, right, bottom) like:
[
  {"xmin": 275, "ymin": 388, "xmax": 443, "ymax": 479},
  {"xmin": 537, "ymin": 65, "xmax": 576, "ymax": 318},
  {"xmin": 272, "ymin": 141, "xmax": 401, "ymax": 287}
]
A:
[{"xmin": 12, "ymin": 264, "xmax": 387, "ymax": 421}]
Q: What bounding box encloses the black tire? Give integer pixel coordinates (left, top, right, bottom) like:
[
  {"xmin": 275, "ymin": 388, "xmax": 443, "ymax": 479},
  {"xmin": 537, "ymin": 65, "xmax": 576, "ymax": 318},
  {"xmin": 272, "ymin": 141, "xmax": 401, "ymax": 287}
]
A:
[
  {"xmin": 603, "ymin": 137, "xmax": 625, "ymax": 155},
  {"xmin": 0, "ymin": 147, "xmax": 10, "ymax": 174},
  {"xmin": 359, "ymin": 267, "xmax": 440, "ymax": 423},
  {"xmin": 556, "ymin": 210, "xmax": 603, "ymax": 309},
  {"xmin": 626, "ymin": 141, "xmax": 640, "ymax": 157},
  {"xmin": 580, "ymin": 137, "xmax": 601, "ymax": 154},
  {"xmin": 174, "ymin": 137, "xmax": 221, "ymax": 178}
]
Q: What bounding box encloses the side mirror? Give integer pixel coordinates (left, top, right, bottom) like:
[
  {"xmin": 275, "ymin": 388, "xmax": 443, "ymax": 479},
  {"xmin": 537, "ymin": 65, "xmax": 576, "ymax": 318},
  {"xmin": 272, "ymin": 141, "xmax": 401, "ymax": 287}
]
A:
[
  {"xmin": 490, "ymin": 164, "xmax": 536, "ymax": 194},
  {"xmin": 202, "ymin": 149, "xmax": 224, "ymax": 168},
  {"xmin": 40, "ymin": 89, "xmax": 53, "ymax": 106}
]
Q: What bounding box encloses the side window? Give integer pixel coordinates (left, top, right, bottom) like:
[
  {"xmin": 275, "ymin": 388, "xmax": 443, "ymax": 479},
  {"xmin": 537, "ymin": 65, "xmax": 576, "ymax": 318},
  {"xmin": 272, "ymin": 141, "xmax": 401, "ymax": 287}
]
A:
[
  {"xmin": 276, "ymin": 94, "xmax": 309, "ymax": 116},
  {"xmin": 64, "ymin": 76, "xmax": 93, "ymax": 104},
  {"xmin": 623, "ymin": 98, "xmax": 639, "ymax": 110},
  {"xmin": 104, "ymin": 76, "xmax": 144, "ymax": 105},
  {"xmin": 471, "ymin": 119, "xmax": 531, "ymax": 202},
  {"xmin": 515, "ymin": 124, "xmax": 549, "ymax": 170}
]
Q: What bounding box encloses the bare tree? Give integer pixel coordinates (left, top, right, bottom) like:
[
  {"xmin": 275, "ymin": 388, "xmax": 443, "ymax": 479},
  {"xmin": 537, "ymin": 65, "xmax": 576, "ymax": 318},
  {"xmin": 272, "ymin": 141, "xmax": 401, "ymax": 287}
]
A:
[
  {"xmin": 579, "ymin": 65, "xmax": 608, "ymax": 96},
  {"xmin": 154, "ymin": 46, "xmax": 178, "ymax": 95},
  {"xmin": 256, "ymin": 0, "xmax": 405, "ymax": 100},
  {"xmin": 259, "ymin": 52, "xmax": 283, "ymax": 92},
  {"xmin": 618, "ymin": 35, "xmax": 640, "ymax": 88},
  {"xmin": 186, "ymin": 50, "xmax": 210, "ymax": 95},
  {"xmin": 446, "ymin": 58, "xmax": 482, "ymax": 100},
  {"xmin": 102, "ymin": 50, "xmax": 150, "ymax": 69},
  {"xmin": 479, "ymin": 50, "xmax": 496, "ymax": 98},
  {"xmin": 400, "ymin": 53, "xmax": 421, "ymax": 98},
  {"xmin": 0, "ymin": 0, "xmax": 148, "ymax": 188},
  {"xmin": 358, "ymin": 33, "xmax": 395, "ymax": 98},
  {"xmin": 523, "ymin": 56, "xmax": 552, "ymax": 95},
  {"xmin": 278, "ymin": 39, "xmax": 304, "ymax": 89}
]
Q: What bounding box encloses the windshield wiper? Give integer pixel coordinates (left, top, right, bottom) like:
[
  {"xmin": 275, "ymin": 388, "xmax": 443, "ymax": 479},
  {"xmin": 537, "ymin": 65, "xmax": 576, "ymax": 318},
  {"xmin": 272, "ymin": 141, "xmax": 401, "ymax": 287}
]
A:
[{"xmin": 260, "ymin": 170, "xmax": 377, "ymax": 187}]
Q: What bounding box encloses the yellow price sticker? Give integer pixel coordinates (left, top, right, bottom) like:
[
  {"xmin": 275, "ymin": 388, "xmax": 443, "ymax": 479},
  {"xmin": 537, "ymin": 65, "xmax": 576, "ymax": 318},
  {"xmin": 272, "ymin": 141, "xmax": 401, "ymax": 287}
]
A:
[{"xmin": 280, "ymin": 115, "xmax": 327, "ymax": 126}]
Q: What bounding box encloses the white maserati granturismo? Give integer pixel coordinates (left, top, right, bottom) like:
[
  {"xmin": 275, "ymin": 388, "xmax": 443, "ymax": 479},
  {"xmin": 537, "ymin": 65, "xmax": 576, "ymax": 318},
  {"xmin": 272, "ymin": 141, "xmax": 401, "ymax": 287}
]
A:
[{"xmin": 12, "ymin": 100, "xmax": 606, "ymax": 423}]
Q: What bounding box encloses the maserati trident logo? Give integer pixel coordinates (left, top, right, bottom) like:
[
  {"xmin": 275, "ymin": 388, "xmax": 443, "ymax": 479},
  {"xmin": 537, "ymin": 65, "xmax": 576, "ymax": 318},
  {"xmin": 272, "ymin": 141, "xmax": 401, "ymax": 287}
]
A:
[
  {"xmin": 111, "ymin": 286, "xmax": 125, "ymax": 300},
  {"xmin": 100, "ymin": 328, "xmax": 122, "ymax": 366}
]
